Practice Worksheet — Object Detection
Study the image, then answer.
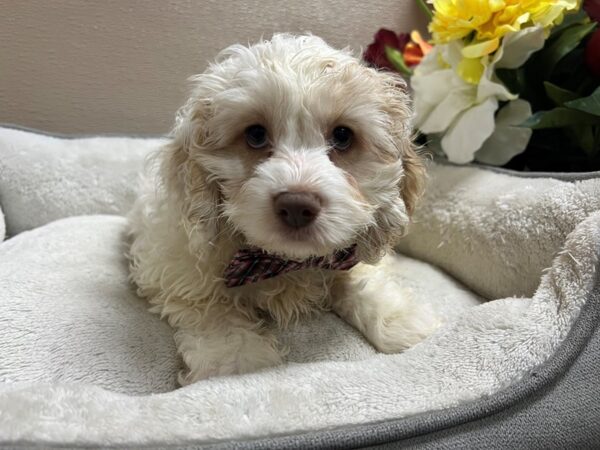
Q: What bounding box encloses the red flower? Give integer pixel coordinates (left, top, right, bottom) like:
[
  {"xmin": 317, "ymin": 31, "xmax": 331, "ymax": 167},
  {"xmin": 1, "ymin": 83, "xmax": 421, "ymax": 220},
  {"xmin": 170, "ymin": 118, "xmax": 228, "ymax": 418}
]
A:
[
  {"xmin": 584, "ymin": 0, "xmax": 600, "ymax": 22},
  {"xmin": 363, "ymin": 29, "xmax": 410, "ymax": 70},
  {"xmin": 585, "ymin": 29, "xmax": 600, "ymax": 77},
  {"xmin": 404, "ymin": 31, "xmax": 433, "ymax": 66},
  {"xmin": 363, "ymin": 29, "xmax": 432, "ymax": 73}
]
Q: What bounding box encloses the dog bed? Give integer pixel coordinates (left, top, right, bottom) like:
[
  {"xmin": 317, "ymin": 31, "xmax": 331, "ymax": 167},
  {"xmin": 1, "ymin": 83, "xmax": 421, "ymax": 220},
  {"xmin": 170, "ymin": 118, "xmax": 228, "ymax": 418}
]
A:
[{"xmin": 1, "ymin": 125, "xmax": 599, "ymax": 448}]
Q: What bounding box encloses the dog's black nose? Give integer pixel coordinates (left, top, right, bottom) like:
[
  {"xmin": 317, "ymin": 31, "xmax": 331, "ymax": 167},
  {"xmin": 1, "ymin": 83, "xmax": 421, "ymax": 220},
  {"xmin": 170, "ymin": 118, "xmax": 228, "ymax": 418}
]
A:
[{"xmin": 274, "ymin": 192, "xmax": 321, "ymax": 229}]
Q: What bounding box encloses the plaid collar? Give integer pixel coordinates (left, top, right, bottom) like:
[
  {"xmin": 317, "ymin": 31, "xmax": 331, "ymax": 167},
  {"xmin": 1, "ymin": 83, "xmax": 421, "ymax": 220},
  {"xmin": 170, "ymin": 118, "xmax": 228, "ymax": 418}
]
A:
[{"xmin": 223, "ymin": 245, "xmax": 358, "ymax": 288}]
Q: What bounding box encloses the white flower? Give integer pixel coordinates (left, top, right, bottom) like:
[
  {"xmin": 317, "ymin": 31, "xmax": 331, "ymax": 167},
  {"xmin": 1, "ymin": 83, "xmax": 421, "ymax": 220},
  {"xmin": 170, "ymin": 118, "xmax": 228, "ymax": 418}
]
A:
[
  {"xmin": 474, "ymin": 99, "xmax": 532, "ymax": 165},
  {"xmin": 412, "ymin": 26, "xmax": 545, "ymax": 164}
]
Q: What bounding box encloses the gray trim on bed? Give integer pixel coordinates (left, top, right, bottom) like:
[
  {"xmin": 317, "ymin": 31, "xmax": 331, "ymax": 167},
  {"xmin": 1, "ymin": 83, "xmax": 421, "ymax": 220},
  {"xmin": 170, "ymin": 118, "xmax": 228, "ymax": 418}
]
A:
[
  {"xmin": 374, "ymin": 296, "xmax": 600, "ymax": 449},
  {"xmin": 434, "ymin": 159, "xmax": 600, "ymax": 182}
]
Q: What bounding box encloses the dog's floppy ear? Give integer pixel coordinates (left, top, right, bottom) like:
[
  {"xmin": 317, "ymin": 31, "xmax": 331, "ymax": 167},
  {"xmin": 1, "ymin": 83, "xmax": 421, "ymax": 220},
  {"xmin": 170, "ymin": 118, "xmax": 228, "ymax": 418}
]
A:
[
  {"xmin": 381, "ymin": 71, "xmax": 426, "ymax": 217},
  {"xmin": 161, "ymin": 97, "xmax": 222, "ymax": 237},
  {"xmin": 399, "ymin": 142, "xmax": 426, "ymax": 217},
  {"xmin": 357, "ymin": 70, "xmax": 426, "ymax": 264}
]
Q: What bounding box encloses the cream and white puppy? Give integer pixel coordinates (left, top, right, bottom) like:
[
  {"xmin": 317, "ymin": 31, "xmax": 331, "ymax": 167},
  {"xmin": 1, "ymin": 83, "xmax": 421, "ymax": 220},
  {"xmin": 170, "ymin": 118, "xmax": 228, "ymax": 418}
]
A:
[{"xmin": 128, "ymin": 34, "xmax": 438, "ymax": 385}]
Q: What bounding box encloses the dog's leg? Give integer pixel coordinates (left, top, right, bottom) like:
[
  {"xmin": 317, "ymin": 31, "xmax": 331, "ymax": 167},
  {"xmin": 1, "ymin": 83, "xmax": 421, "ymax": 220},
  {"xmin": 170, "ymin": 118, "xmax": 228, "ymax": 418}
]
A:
[
  {"xmin": 331, "ymin": 254, "xmax": 440, "ymax": 353},
  {"xmin": 173, "ymin": 305, "xmax": 283, "ymax": 384}
]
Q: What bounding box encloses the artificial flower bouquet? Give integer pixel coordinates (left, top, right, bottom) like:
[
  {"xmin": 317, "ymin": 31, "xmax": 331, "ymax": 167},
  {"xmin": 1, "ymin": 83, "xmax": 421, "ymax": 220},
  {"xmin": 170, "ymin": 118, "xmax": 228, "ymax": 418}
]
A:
[{"xmin": 365, "ymin": 0, "xmax": 600, "ymax": 171}]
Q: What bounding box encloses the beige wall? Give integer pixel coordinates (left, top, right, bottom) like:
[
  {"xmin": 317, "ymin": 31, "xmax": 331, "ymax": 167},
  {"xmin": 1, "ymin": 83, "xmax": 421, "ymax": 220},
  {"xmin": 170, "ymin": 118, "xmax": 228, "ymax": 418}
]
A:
[{"xmin": 0, "ymin": 0, "xmax": 425, "ymax": 135}]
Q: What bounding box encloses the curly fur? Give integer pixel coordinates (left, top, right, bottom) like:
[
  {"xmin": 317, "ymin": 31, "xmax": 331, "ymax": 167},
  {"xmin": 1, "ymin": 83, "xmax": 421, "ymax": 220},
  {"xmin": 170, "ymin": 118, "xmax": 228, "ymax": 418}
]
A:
[{"xmin": 128, "ymin": 34, "xmax": 437, "ymax": 384}]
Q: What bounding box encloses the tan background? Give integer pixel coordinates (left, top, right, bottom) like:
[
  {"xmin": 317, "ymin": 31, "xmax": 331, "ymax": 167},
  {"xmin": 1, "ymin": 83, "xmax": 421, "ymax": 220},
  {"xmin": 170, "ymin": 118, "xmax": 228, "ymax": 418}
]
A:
[{"xmin": 0, "ymin": 0, "xmax": 424, "ymax": 135}]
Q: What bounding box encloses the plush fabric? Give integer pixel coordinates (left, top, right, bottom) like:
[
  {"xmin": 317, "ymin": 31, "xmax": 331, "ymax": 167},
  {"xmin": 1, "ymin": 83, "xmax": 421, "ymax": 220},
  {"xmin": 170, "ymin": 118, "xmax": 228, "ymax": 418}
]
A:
[
  {"xmin": 375, "ymin": 290, "xmax": 600, "ymax": 450},
  {"xmin": 0, "ymin": 215, "xmax": 480, "ymax": 397},
  {"xmin": 0, "ymin": 204, "xmax": 5, "ymax": 242},
  {"xmin": 0, "ymin": 126, "xmax": 164, "ymax": 236},
  {"xmin": 246, "ymin": 287, "xmax": 600, "ymax": 449},
  {"xmin": 0, "ymin": 128, "xmax": 599, "ymax": 447},
  {"xmin": 0, "ymin": 202, "xmax": 598, "ymax": 446},
  {"xmin": 0, "ymin": 214, "xmax": 597, "ymax": 446},
  {"xmin": 397, "ymin": 164, "xmax": 600, "ymax": 299},
  {"xmin": 0, "ymin": 215, "xmax": 180, "ymax": 395}
]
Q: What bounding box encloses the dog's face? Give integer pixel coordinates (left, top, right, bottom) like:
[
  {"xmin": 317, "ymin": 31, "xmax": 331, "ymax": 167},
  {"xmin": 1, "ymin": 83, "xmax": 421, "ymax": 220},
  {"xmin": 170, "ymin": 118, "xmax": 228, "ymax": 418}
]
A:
[{"xmin": 165, "ymin": 35, "xmax": 424, "ymax": 263}]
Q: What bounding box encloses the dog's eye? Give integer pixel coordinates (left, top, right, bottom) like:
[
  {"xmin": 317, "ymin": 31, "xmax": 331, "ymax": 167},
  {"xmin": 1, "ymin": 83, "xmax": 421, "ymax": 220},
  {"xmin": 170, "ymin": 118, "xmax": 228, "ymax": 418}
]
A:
[
  {"xmin": 245, "ymin": 125, "xmax": 269, "ymax": 149},
  {"xmin": 331, "ymin": 126, "xmax": 353, "ymax": 151}
]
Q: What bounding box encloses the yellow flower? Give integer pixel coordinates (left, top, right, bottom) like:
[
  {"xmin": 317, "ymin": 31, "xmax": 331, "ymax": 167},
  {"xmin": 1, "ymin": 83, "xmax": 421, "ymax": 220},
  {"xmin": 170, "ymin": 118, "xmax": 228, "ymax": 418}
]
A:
[
  {"xmin": 429, "ymin": 0, "xmax": 581, "ymax": 49},
  {"xmin": 457, "ymin": 56, "xmax": 486, "ymax": 84},
  {"xmin": 429, "ymin": 0, "xmax": 505, "ymax": 44},
  {"xmin": 429, "ymin": 0, "xmax": 580, "ymax": 83}
]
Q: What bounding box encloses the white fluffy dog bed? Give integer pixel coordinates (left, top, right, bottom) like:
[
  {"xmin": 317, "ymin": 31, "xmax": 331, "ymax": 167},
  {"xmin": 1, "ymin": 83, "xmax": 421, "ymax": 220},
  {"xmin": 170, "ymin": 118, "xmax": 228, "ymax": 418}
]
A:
[{"xmin": 1, "ymin": 126, "xmax": 599, "ymax": 448}]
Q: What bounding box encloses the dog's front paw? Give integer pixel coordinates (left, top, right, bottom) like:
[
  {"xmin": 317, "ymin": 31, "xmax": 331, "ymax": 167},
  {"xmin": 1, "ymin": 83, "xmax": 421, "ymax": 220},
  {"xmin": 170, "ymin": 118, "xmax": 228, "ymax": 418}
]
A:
[
  {"xmin": 368, "ymin": 299, "xmax": 440, "ymax": 353},
  {"xmin": 333, "ymin": 267, "xmax": 442, "ymax": 354},
  {"xmin": 175, "ymin": 327, "xmax": 284, "ymax": 385}
]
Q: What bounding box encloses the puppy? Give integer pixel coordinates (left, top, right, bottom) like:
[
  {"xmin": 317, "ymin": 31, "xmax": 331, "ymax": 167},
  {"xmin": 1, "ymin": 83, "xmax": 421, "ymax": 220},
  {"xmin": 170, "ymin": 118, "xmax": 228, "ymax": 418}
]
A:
[{"xmin": 128, "ymin": 34, "xmax": 438, "ymax": 384}]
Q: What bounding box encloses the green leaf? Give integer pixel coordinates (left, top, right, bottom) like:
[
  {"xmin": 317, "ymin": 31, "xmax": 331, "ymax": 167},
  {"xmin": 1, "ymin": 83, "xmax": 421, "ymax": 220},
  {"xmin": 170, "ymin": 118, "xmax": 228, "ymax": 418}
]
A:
[
  {"xmin": 520, "ymin": 107, "xmax": 600, "ymax": 129},
  {"xmin": 543, "ymin": 82, "xmax": 579, "ymax": 106},
  {"xmin": 568, "ymin": 124, "xmax": 597, "ymax": 156},
  {"xmin": 496, "ymin": 67, "xmax": 527, "ymax": 95},
  {"xmin": 414, "ymin": 0, "xmax": 433, "ymax": 20},
  {"xmin": 549, "ymin": 9, "xmax": 589, "ymax": 38},
  {"xmin": 385, "ymin": 46, "xmax": 413, "ymax": 76},
  {"xmin": 564, "ymin": 86, "xmax": 600, "ymax": 116},
  {"xmin": 539, "ymin": 22, "xmax": 597, "ymax": 77}
]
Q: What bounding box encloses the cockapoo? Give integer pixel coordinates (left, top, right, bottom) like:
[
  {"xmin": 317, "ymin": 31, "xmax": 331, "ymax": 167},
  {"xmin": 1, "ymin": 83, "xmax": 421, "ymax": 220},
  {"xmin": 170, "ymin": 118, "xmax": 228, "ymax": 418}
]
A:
[{"xmin": 128, "ymin": 34, "xmax": 439, "ymax": 385}]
